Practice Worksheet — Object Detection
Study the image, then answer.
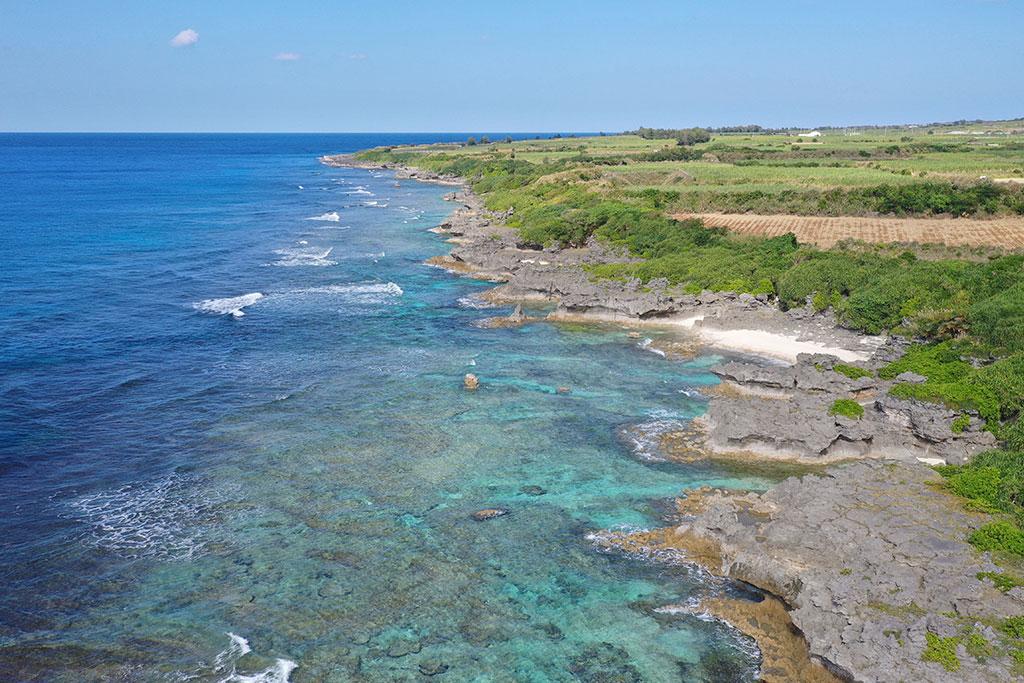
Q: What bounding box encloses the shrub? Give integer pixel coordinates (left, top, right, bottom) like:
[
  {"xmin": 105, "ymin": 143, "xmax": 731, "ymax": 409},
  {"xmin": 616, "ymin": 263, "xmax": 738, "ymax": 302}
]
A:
[
  {"xmin": 969, "ymin": 520, "xmax": 1024, "ymax": 556},
  {"xmin": 922, "ymin": 632, "xmax": 960, "ymax": 672},
  {"xmin": 944, "ymin": 466, "xmax": 1003, "ymax": 511},
  {"xmin": 952, "ymin": 414, "xmax": 971, "ymax": 433},
  {"xmin": 829, "ymin": 399, "xmax": 865, "ymax": 419},
  {"xmin": 1001, "ymin": 616, "xmax": 1024, "ymax": 640},
  {"xmin": 938, "ymin": 450, "xmax": 1024, "ymax": 515},
  {"xmin": 969, "ymin": 282, "xmax": 1024, "ymax": 352},
  {"xmin": 833, "ymin": 363, "xmax": 873, "ymax": 380},
  {"xmin": 965, "ymin": 630, "xmax": 994, "ymax": 660}
]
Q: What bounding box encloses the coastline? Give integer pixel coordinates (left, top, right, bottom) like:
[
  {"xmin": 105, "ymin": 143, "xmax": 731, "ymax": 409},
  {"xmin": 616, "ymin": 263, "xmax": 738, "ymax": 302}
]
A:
[{"xmin": 321, "ymin": 152, "xmax": 1020, "ymax": 682}]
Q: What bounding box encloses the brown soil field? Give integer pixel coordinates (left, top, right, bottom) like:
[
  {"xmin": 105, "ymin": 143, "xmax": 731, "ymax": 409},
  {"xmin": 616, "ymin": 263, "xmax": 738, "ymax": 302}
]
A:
[{"xmin": 672, "ymin": 212, "xmax": 1024, "ymax": 249}]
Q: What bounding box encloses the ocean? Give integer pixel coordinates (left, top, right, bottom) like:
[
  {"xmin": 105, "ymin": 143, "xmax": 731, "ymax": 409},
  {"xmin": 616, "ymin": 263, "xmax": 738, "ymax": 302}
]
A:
[{"xmin": 0, "ymin": 133, "xmax": 770, "ymax": 681}]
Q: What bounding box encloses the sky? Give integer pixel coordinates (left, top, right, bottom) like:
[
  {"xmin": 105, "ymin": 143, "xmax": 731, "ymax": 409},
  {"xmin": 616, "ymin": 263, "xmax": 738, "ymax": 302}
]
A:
[{"xmin": 1, "ymin": 0, "xmax": 1022, "ymax": 132}]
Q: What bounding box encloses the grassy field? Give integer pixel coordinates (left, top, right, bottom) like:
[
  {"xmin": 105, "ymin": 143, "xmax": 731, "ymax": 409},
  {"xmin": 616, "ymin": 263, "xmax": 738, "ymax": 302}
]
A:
[{"xmin": 367, "ymin": 121, "xmax": 1024, "ymax": 220}]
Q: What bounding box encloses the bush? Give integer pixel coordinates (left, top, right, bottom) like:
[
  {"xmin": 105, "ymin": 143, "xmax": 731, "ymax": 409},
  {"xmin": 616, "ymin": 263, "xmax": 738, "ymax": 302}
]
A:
[
  {"xmin": 922, "ymin": 632, "xmax": 960, "ymax": 672},
  {"xmin": 969, "ymin": 520, "xmax": 1024, "ymax": 556},
  {"xmin": 969, "ymin": 282, "xmax": 1024, "ymax": 352},
  {"xmin": 952, "ymin": 414, "xmax": 971, "ymax": 433},
  {"xmin": 833, "ymin": 363, "xmax": 873, "ymax": 380},
  {"xmin": 829, "ymin": 399, "xmax": 865, "ymax": 419},
  {"xmin": 1001, "ymin": 616, "xmax": 1024, "ymax": 640}
]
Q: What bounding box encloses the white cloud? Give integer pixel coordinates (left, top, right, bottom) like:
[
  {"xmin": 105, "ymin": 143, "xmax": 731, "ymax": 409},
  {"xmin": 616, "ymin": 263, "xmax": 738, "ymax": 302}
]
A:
[
  {"xmin": 170, "ymin": 28, "xmax": 199, "ymax": 48},
  {"xmin": 349, "ymin": 52, "xmax": 367, "ymax": 60},
  {"xmin": 274, "ymin": 52, "xmax": 302, "ymax": 61}
]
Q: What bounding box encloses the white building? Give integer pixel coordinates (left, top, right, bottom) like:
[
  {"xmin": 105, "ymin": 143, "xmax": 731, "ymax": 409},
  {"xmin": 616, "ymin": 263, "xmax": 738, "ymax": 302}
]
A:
[{"xmin": 797, "ymin": 130, "xmax": 822, "ymax": 138}]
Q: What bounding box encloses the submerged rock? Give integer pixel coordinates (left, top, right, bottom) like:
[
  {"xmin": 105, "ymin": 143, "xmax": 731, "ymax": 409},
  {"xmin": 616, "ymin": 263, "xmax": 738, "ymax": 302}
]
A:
[
  {"xmin": 519, "ymin": 485, "xmax": 547, "ymax": 496},
  {"xmin": 471, "ymin": 508, "xmax": 509, "ymax": 521},
  {"xmin": 418, "ymin": 660, "xmax": 449, "ymax": 676},
  {"xmin": 463, "ymin": 373, "xmax": 479, "ymax": 391},
  {"xmin": 385, "ymin": 638, "xmax": 421, "ymax": 658}
]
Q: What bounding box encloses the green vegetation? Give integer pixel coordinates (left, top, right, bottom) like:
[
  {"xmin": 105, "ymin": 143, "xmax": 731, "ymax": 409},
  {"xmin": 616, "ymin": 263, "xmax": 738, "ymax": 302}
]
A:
[
  {"xmin": 966, "ymin": 631, "xmax": 994, "ymax": 660},
  {"xmin": 922, "ymin": 631, "xmax": 961, "ymax": 672},
  {"xmin": 632, "ymin": 127, "xmax": 712, "ymax": 146},
  {"xmin": 1001, "ymin": 616, "xmax": 1024, "ymax": 640},
  {"xmin": 977, "ymin": 571, "xmax": 1024, "ymax": 592},
  {"xmin": 833, "ymin": 363, "xmax": 873, "ymax": 380},
  {"xmin": 829, "ymin": 398, "xmax": 865, "ymax": 419},
  {"xmin": 939, "ymin": 449, "xmax": 1024, "ymax": 556},
  {"xmin": 952, "ymin": 414, "xmax": 971, "ymax": 433},
  {"xmin": 970, "ymin": 521, "xmax": 1024, "ymax": 557},
  {"xmin": 879, "ymin": 341, "xmax": 1024, "ymax": 435}
]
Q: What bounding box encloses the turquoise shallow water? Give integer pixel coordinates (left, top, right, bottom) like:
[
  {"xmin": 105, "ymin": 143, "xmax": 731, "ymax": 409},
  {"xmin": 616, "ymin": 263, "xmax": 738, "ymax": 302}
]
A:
[{"xmin": 1, "ymin": 134, "xmax": 773, "ymax": 681}]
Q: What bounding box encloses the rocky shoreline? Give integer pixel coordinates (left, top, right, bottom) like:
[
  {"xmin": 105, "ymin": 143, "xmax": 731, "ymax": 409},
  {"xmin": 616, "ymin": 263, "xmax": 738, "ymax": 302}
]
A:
[{"xmin": 321, "ymin": 153, "xmax": 1023, "ymax": 681}]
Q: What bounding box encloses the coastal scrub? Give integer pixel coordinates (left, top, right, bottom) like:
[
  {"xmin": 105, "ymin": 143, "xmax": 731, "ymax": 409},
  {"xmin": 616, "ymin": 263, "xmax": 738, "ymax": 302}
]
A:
[{"xmin": 828, "ymin": 399, "xmax": 864, "ymax": 420}]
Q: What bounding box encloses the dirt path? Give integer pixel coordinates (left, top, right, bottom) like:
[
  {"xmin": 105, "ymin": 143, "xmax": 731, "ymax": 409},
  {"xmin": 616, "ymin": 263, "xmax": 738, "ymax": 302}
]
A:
[{"xmin": 672, "ymin": 212, "xmax": 1024, "ymax": 249}]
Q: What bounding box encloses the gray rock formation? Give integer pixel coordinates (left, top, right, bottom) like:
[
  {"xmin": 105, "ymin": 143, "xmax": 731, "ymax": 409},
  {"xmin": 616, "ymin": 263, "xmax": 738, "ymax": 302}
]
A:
[
  {"xmin": 707, "ymin": 355, "xmax": 996, "ymax": 465},
  {"xmin": 672, "ymin": 461, "xmax": 1023, "ymax": 683}
]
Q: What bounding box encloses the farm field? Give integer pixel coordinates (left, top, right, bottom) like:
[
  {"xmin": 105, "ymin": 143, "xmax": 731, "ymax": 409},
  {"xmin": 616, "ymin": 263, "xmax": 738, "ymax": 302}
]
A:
[
  {"xmin": 368, "ymin": 119, "xmax": 1024, "ymax": 240},
  {"xmin": 674, "ymin": 212, "xmax": 1024, "ymax": 249}
]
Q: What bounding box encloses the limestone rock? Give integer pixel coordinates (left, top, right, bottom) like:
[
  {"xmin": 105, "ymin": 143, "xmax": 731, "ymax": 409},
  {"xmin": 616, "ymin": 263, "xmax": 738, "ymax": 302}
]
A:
[{"xmin": 471, "ymin": 508, "xmax": 509, "ymax": 521}]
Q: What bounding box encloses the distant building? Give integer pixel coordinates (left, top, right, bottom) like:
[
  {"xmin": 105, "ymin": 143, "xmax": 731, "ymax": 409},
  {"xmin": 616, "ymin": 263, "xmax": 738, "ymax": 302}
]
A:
[{"xmin": 797, "ymin": 130, "xmax": 822, "ymax": 138}]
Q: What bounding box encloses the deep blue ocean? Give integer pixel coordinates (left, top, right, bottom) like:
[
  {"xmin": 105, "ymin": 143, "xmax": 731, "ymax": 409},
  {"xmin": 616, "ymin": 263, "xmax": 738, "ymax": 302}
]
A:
[{"xmin": 0, "ymin": 134, "xmax": 771, "ymax": 682}]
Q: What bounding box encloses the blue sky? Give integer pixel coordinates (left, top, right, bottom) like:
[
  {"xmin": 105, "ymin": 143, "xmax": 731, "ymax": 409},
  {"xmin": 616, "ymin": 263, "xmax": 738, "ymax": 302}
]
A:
[{"xmin": 2, "ymin": 0, "xmax": 1022, "ymax": 132}]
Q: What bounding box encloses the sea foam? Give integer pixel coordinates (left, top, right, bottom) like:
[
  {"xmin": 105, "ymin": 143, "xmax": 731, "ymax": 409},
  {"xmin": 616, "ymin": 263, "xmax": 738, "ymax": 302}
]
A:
[
  {"xmin": 181, "ymin": 632, "xmax": 297, "ymax": 683},
  {"xmin": 306, "ymin": 211, "xmax": 340, "ymax": 222},
  {"xmin": 270, "ymin": 246, "xmax": 337, "ymax": 267},
  {"xmin": 287, "ymin": 282, "xmax": 403, "ymax": 304},
  {"xmin": 68, "ymin": 474, "xmax": 232, "ymax": 560},
  {"xmin": 194, "ymin": 293, "xmax": 265, "ymax": 318},
  {"xmin": 618, "ymin": 410, "xmax": 687, "ymax": 462}
]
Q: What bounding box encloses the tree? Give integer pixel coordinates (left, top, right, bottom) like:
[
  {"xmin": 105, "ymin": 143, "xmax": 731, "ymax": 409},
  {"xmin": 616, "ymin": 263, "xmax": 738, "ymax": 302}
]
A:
[
  {"xmin": 676, "ymin": 128, "xmax": 711, "ymax": 146},
  {"xmin": 466, "ymin": 137, "xmax": 477, "ymax": 146}
]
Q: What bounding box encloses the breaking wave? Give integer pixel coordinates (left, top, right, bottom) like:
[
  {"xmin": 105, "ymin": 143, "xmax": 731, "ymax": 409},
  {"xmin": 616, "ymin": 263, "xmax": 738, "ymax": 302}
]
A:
[
  {"xmin": 617, "ymin": 409, "xmax": 686, "ymax": 462},
  {"xmin": 177, "ymin": 633, "xmax": 297, "ymax": 683},
  {"xmin": 193, "ymin": 293, "xmax": 264, "ymax": 318},
  {"xmin": 457, "ymin": 294, "xmax": 496, "ymax": 310},
  {"xmin": 286, "ymin": 282, "xmax": 403, "ymax": 304},
  {"xmin": 270, "ymin": 246, "xmax": 337, "ymax": 267},
  {"xmin": 306, "ymin": 211, "xmax": 340, "ymax": 222},
  {"xmin": 67, "ymin": 474, "xmax": 233, "ymax": 560},
  {"xmin": 638, "ymin": 338, "xmax": 666, "ymax": 357}
]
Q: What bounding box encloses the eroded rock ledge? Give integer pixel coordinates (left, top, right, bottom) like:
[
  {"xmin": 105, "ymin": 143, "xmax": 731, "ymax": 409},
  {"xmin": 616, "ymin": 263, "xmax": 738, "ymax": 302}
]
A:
[
  {"xmin": 704, "ymin": 353, "xmax": 996, "ymax": 466},
  {"xmin": 608, "ymin": 461, "xmax": 1024, "ymax": 682}
]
